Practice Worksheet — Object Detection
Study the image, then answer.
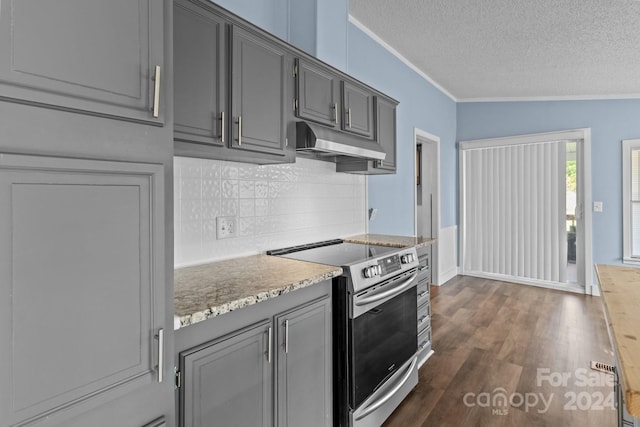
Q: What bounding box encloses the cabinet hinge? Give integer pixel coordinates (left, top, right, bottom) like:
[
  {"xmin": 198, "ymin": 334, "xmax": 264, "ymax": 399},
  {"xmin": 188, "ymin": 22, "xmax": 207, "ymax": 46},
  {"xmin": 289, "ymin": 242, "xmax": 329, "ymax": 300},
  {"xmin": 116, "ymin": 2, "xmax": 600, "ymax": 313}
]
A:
[
  {"xmin": 294, "ymin": 99, "xmax": 298, "ymax": 111},
  {"xmin": 293, "ymin": 64, "xmax": 298, "ymax": 77},
  {"xmin": 174, "ymin": 369, "xmax": 181, "ymax": 389}
]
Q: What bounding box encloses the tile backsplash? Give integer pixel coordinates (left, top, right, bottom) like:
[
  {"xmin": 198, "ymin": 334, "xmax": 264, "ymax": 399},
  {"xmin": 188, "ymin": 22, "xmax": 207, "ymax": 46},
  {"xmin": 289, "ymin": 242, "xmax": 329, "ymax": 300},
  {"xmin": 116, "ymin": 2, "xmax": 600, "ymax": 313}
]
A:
[{"xmin": 174, "ymin": 156, "xmax": 367, "ymax": 267}]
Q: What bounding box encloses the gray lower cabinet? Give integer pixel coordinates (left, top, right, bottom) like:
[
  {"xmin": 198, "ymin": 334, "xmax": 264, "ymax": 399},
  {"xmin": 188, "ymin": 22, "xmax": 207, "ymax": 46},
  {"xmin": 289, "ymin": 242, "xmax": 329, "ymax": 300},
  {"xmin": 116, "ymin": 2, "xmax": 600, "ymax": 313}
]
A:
[
  {"xmin": 0, "ymin": 0, "xmax": 165, "ymax": 124},
  {"xmin": 180, "ymin": 321, "xmax": 273, "ymax": 427},
  {"xmin": 275, "ymin": 297, "xmax": 332, "ymax": 427},
  {"xmin": 0, "ymin": 154, "xmax": 169, "ymax": 427},
  {"xmin": 176, "ymin": 286, "xmax": 332, "ymax": 427},
  {"xmin": 416, "ymin": 246, "xmax": 434, "ymax": 367},
  {"xmin": 341, "ymin": 80, "xmax": 375, "ymax": 139}
]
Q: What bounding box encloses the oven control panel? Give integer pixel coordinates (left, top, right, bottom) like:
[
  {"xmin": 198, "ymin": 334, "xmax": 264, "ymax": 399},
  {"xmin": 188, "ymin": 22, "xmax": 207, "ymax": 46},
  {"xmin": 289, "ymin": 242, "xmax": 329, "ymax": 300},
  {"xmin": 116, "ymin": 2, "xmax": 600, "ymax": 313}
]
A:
[{"xmin": 362, "ymin": 250, "xmax": 418, "ymax": 279}]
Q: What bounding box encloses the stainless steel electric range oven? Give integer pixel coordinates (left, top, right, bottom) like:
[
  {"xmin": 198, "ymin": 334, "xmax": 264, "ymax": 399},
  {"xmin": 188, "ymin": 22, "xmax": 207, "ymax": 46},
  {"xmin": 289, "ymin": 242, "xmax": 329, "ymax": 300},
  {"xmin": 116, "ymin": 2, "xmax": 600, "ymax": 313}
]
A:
[{"xmin": 268, "ymin": 239, "xmax": 420, "ymax": 427}]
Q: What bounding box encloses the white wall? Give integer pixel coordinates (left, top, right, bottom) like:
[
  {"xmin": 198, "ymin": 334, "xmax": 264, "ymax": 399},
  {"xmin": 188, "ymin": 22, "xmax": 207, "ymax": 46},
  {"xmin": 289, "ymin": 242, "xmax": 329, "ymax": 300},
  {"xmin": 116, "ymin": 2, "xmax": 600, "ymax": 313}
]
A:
[{"xmin": 174, "ymin": 156, "xmax": 367, "ymax": 267}]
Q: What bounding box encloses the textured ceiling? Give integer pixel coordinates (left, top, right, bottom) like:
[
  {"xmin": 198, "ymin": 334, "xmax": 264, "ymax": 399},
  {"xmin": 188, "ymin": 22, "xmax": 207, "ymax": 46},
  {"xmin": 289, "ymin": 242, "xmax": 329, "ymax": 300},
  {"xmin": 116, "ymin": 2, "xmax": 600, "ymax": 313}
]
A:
[{"xmin": 349, "ymin": 0, "xmax": 640, "ymax": 101}]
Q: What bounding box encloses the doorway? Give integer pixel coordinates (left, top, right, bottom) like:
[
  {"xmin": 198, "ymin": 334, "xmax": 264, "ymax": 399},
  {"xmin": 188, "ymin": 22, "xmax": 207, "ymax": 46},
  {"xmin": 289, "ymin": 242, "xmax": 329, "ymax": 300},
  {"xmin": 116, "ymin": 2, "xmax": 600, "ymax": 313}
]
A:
[
  {"xmin": 459, "ymin": 129, "xmax": 593, "ymax": 294},
  {"xmin": 414, "ymin": 129, "xmax": 440, "ymax": 284}
]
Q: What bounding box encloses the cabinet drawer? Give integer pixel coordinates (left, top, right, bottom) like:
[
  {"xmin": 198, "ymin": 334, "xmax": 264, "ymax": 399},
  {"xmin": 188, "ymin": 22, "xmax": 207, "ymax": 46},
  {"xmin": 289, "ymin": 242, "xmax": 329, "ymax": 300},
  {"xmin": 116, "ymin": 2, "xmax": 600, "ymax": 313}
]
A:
[
  {"xmin": 417, "ymin": 326, "xmax": 432, "ymax": 356},
  {"xmin": 417, "ymin": 282, "xmax": 430, "ymax": 307},
  {"xmin": 417, "ymin": 302, "xmax": 431, "ymax": 334}
]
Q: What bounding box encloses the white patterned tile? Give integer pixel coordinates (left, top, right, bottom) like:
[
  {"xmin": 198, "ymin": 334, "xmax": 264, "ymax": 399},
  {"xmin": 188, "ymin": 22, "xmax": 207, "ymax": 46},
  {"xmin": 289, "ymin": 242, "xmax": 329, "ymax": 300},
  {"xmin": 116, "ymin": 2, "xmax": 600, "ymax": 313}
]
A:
[
  {"xmin": 181, "ymin": 157, "xmax": 202, "ymax": 178},
  {"xmin": 239, "ymin": 180, "xmax": 255, "ymax": 198},
  {"xmin": 238, "ymin": 217, "xmax": 255, "ymax": 236},
  {"xmin": 180, "ymin": 199, "xmax": 202, "ymax": 222},
  {"xmin": 239, "ymin": 199, "xmax": 255, "ymax": 218},
  {"xmin": 180, "ymin": 178, "xmax": 201, "ymax": 200},
  {"xmin": 255, "ymin": 180, "xmax": 269, "ymax": 198},
  {"xmin": 222, "ymin": 180, "xmax": 239, "ymax": 199},
  {"xmin": 202, "ymin": 199, "xmax": 221, "ymax": 219},
  {"xmin": 202, "ymin": 179, "xmax": 221, "ymax": 199},
  {"xmin": 221, "ymin": 199, "xmax": 238, "ymax": 216},
  {"xmin": 202, "ymin": 159, "xmax": 221, "ymax": 179},
  {"xmin": 255, "ymin": 199, "xmax": 268, "ymax": 216},
  {"xmin": 222, "ymin": 163, "xmax": 239, "ymax": 179}
]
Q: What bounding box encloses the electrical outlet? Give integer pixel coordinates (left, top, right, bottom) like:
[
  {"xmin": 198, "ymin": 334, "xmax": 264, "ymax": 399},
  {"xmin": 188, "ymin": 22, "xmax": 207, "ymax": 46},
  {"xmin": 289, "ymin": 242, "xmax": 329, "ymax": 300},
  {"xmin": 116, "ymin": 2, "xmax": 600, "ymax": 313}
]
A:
[
  {"xmin": 593, "ymin": 201, "xmax": 603, "ymax": 212},
  {"xmin": 216, "ymin": 216, "xmax": 237, "ymax": 239}
]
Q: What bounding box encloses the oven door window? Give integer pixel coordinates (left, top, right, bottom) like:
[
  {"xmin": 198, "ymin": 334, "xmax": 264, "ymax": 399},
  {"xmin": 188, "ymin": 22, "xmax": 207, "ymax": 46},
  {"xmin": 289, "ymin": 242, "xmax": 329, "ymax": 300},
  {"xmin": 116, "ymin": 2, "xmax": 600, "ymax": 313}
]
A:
[{"xmin": 349, "ymin": 286, "xmax": 417, "ymax": 409}]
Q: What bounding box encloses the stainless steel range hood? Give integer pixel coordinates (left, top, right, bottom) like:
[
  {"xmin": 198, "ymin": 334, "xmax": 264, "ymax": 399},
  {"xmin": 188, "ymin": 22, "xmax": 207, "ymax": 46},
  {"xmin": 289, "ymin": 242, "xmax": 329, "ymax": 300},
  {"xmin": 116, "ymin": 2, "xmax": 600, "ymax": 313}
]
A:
[{"xmin": 295, "ymin": 121, "xmax": 386, "ymax": 161}]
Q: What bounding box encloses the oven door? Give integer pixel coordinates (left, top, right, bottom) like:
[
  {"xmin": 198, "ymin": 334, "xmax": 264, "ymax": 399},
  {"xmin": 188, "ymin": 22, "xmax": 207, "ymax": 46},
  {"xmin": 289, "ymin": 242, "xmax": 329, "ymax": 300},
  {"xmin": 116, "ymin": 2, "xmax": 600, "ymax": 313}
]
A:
[{"xmin": 349, "ymin": 269, "xmax": 418, "ymax": 410}]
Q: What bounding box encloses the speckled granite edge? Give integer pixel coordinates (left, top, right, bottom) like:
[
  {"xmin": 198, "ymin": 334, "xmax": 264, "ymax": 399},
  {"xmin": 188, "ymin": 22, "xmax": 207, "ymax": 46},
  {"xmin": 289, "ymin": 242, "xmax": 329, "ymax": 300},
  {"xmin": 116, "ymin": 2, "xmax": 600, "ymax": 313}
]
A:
[
  {"xmin": 345, "ymin": 233, "xmax": 436, "ymax": 249},
  {"xmin": 175, "ymin": 254, "xmax": 342, "ymax": 329}
]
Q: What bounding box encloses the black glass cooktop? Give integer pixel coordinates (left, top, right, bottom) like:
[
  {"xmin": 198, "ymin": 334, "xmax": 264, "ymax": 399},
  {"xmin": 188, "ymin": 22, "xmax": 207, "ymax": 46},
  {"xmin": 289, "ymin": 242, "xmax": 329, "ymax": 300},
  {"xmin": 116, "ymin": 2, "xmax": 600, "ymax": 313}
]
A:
[{"xmin": 267, "ymin": 239, "xmax": 399, "ymax": 267}]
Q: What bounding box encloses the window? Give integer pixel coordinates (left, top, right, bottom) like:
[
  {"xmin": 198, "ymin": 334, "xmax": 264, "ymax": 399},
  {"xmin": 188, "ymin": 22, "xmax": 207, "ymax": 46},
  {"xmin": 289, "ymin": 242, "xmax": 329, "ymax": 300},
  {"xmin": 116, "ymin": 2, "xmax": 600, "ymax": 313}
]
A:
[{"xmin": 622, "ymin": 139, "xmax": 640, "ymax": 263}]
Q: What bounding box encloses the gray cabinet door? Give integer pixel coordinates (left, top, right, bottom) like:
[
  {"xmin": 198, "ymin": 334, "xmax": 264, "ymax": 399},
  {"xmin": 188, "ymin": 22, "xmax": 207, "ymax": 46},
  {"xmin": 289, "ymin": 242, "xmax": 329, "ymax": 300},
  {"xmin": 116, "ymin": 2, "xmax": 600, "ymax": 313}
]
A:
[
  {"xmin": 375, "ymin": 97, "xmax": 397, "ymax": 171},
  {"xmin": 341, "ymin": 80, "xmax": 375, "ymax": 139},
  {"xmin": 295, "ymin": 59, "xmax": 340, "ymax": 127},
  {"xmin": 0, "ymin": 154, "xmax": 167, "ymax": 427},
  {"xmin": 275, "ymin": 296, "xmax": 332, "ymax": 427},
  {"xmin": 231, "ymin": 25, "xmax": 288, "ymax": 156},
  {"xmin": 179, "ymin": 321, "xmax": 273, "ymax": 427},
  {"xmin": 0, "ymin": 0, "xmax": 164, "ymax": 124},
  {"xmin": 174, "ymin": 0, "xmax": 227, "ymax": 146}
]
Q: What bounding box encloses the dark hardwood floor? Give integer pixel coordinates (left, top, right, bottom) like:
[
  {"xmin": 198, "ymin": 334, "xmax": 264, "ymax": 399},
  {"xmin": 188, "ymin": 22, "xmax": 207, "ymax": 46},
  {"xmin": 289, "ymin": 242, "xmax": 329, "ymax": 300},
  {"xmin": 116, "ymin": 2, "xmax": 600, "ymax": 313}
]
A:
[{"xmin": 383, "ymin": 275, "xmax": 616, "ymax": 427}]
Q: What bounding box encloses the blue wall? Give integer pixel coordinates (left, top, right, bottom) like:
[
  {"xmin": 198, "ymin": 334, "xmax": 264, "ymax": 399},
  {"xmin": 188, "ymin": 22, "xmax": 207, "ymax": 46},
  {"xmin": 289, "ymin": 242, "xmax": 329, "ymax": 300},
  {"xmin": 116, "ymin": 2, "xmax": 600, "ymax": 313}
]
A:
[
  {"xmin": 346, "ymin": 23, "xmax": 458, "ymax": 234},
  {"xmin": 457, "ymin": 100, "xmax": 640, "ymax": 265}
]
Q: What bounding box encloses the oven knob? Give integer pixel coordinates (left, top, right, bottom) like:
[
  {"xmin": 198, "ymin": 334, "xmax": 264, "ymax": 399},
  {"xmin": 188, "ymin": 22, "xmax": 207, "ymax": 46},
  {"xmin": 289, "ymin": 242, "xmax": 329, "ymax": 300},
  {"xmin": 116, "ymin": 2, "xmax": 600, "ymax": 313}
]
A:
[
  {"xmin": 401, "ymin": 253, "xmax": 415, "ymax": 264},
  {"xmin": 363, "ymin": 265, "xmax": 380, "ymax": 278}
]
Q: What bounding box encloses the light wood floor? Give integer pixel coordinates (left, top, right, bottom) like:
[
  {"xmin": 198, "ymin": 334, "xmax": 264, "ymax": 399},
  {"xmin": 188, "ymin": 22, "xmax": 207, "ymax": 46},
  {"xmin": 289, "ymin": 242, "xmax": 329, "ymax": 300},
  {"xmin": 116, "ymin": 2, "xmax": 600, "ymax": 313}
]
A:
[{"xmin": 383, "ymin": 275, "xmax": 616, "ymax": 427}]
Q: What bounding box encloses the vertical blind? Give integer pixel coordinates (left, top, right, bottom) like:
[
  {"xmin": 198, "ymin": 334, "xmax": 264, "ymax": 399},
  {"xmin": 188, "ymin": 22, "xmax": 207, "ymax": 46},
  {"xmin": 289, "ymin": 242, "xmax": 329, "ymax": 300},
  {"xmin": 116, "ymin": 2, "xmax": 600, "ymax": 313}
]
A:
[{"xmin": 461, "ymin": 140, "xmax": 567, "ymax": 284}]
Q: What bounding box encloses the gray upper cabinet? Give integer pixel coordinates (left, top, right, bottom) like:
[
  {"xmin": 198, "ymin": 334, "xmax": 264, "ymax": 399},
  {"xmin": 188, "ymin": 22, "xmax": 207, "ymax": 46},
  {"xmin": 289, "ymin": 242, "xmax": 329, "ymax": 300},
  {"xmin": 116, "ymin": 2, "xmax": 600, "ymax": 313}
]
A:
[
  {"xmin": 230, "ymin": 25, "xmax": 289, "ymax": 157},
  {"xmin": 295, "ymin": 59, "xmax": 340, "ymax": 128},
  {"xmin": 0, "ymin": 154, "xmax": 167, "ymax": 427},
  {"xmin": 0, "ymin": 0, "xmax": 165, "ymax": 124},
  {"xmin": 275, "ymin": 297, "xmax": 332, "ymax": 427},
  {"xmin": 341, "ymin": 80, "xmax": 375, "ymax": 139},
  {"xmin": 174, "ymin": 0, "xmax": 227, "ymax": 146},
  {"xmin": 173, "ymin": 0, "xmax": 293, "ymax": 164},
  {"xmin": 374, "ymin": 97, "xmax": 397, "ymax": 172},
  {"xmin": 179, "ymin": 321, "xmax": 273, "ymax": 427}
]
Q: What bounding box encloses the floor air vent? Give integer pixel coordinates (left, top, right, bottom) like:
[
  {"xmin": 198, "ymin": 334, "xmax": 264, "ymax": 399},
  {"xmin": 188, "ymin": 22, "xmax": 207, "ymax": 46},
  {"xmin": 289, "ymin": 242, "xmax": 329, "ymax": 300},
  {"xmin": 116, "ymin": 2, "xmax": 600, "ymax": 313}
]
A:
[{"xmin": 590, "ymin": 360, "xmax": 615, "ymax": 374}]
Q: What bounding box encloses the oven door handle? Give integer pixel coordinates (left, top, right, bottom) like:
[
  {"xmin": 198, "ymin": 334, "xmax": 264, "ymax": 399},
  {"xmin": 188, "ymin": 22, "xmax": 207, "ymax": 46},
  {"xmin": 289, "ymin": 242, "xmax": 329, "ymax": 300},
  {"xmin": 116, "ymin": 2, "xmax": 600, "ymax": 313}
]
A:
[
  {"xmin": 354, "ymin": 273, "xmax": 418, "ymax": 306},
  {"xmin": 354, "ymin": 356, "xmax": 418, "ymax": 421}
]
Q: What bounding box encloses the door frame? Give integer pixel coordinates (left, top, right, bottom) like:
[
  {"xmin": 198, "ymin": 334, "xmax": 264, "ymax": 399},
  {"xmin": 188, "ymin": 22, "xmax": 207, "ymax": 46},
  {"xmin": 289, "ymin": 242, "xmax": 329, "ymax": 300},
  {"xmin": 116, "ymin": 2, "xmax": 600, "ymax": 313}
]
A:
[
  {"xmin": 458, "ymin": 128, "xmax": 594, "ymax": 294},
  {"xmin": 413, "ymin": 128, "xmax": 441, "ymax": 283}
]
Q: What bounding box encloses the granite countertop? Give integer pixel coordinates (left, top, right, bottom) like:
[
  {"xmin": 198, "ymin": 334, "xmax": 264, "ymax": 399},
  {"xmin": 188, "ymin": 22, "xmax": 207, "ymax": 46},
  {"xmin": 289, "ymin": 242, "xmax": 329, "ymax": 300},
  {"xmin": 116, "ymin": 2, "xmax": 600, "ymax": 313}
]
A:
[
  {"xmin": 594, "ymin": 264, "xmax": 640, "ymax": 417},
  {"xmin": 345, "ymin": 233, "xmax": 436, "ymax": 249},
  {"xmin": 174, "ymin": 254, "xmax": 342, "ymax": 329}
]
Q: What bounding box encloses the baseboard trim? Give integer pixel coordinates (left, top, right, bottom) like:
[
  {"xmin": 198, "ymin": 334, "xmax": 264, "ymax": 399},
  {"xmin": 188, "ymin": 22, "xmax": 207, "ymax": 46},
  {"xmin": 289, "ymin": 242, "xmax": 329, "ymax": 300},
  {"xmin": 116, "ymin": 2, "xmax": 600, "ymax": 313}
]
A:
[
  {"xmin": 437, "ymin": 266, "xmax": 459, "ymax": 286},
  {"xmin": 462, "ymin": 271, "xmax": 588, "ymax": 295}
]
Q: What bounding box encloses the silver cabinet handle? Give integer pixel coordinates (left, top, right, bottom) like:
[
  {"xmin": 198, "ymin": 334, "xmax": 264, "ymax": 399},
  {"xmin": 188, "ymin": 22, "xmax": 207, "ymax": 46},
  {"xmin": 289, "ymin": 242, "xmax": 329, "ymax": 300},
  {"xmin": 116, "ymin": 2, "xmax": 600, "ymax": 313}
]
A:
[
  {"xmin": 284, "ymin": 320, "xmax": 289, "ymax": 353},
  {"xmin": 267, "ymin": 326, "xmax": 272, "ymax": 363},
  {"xmin": 155, "ymin": 328, "xmax": 164, "ymax": 382},
  {"xmin": 419, "ymin": 291, "xmax": 429, "ymax": 298},
  {"xmin": 152, "ymin": 65, "xmax": 161, "ymax": 118},
  {"xmin": 237, "ymin": 116, "xmax": 242, "ymax": 146},
  {"xmin": 220, "ymin": 111, "xmax": 225, "ymax": 143},
  {"xmin": 419, "ymin": 339, "xmax": 430, "ymax": 350},
  {"xmin": 347, "ymin": 108, "xmax": 352, "ymax": 127},
  {"xmin": 419, "ymin": 315, "xmax": 430, "ymax": 325},
  {"xmin": 333, "ymin": 103, "xmax": 338, "ymax": 123},
  {"xmin": 419, "ymin": 265, "xmax": 429, "ymax": 271}
]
